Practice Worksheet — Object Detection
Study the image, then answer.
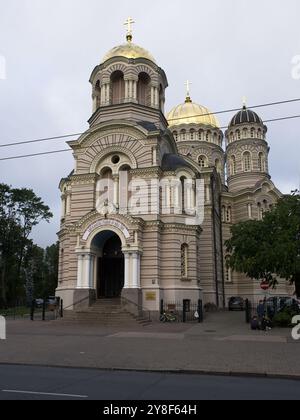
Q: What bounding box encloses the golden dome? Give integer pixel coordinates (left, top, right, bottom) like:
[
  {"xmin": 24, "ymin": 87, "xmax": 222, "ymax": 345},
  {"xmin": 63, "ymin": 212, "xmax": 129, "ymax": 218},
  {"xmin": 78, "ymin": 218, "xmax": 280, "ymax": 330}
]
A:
[
  {"xmin": 167, "ymin": 97, "xmax": 220, "ymax": 128},
  {"xmin": 102, "ymin": 41, "xmax": 156, "ymax": 64}
]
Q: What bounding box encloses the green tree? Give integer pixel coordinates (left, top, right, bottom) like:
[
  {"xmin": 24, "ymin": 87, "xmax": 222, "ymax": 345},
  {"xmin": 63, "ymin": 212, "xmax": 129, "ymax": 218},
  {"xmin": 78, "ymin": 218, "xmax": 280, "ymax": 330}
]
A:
[
  {"xmin": 225, "ymin": 191, "xmax": 300, "ymax": 296},
  {"xmin": 0, "ymin": 184, "xmax": 53, "ymax": 306}
]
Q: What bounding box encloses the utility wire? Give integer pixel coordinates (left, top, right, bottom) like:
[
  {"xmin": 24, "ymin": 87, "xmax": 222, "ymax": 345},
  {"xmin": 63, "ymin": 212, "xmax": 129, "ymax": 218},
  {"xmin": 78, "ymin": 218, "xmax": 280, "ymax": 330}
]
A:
[
  {"xmin": 1, "ymin": 113, "xmax": 300, "ymax": 162},
  {"xmin": 0, "ymin": 97, "xmax": 300, "ymax": 149},
  {"xmin": 0, "ymin": 149, "xmax": 71, "ymax": 161},
  {"xmin": 168, "ymin": 98, "xmax": 300, "ymax": 122}
]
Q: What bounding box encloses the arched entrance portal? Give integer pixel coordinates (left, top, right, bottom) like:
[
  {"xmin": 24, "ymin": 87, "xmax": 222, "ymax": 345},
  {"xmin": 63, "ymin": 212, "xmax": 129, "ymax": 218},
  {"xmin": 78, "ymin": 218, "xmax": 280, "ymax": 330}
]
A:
[{"xmin": 91, "ymin": 231, "xmax": 124, "ymax": 299}]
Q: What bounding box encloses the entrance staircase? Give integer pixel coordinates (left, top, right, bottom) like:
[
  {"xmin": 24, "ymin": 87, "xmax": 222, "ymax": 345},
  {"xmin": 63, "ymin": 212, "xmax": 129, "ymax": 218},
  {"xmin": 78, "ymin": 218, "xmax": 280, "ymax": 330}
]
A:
[{"xmin": 62, "ymin": 298, "xmax": 151, "ymax": 327}]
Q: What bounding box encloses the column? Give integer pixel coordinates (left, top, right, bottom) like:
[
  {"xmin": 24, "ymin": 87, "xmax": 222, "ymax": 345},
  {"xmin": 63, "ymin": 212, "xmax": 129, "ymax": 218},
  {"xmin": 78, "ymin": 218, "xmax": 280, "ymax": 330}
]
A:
[
  {"xmin": 76, "ymin": 255, "xmax": 84, "ymax": 289},
  {"xmin": 92, "ymin": 96, "xmax": 97, "ymax": 113},
  {"xmin": 152, "ymin": 147, "xmax": 157, "ymax": 166},
  {"xmin": 133, "ymin": 80, "xmax": 137, "ymax": 102},
  {"xmin": 83, "ymin": 254, "xmax": 91, "ymax": 289},
  {"xmin": 124, "ymin": 80, "xmax": 129, "ymax": 102},
  {"xmin": 154, "ymin": 87, "xmax": 159, "ymax": 108},
  {"xmin": 151, "ymin": 86, "xmax": 155, "ymax": 108},
  {"xmin": 105, "ymin": 83, "xmax": 110, "ymax": 105},
  {"xmin": 61, "ymin": 196, "xmax": 66, "ymax": 218},
  {"xmin": 66, "ymin": 194, "xmax": 71, "ymax": 215},
  {"xmin": 206, "ymin": 185, "xmax": 211, "ymax": 203},
  {"xmin": 124, "ymin": 253, "xmax": 130, "ymax": 289},
  {"xmin": 248, "ymin": 203, "xmax": 252, "ymax": 219},
  {"xmin": 132, "ymin": 253, "xmax": 140, "ymax": 289},
  {"xmin": 113, "ymin": 176, "xmax": 119, "ymax": 209},
  {"xmin": 100, "ymin": 85, "xmax": 106, "ymax": 105},
  {"xmin": 173, "ymin": 180, "xmax": 180, "ymax": 214},
  {"xmin": 186, "ymin": 180, "xmax": 192, "ymax": 211},
  {"xmin": 89, "ymin": 255, "xmax": 95, "ymax": 289}
]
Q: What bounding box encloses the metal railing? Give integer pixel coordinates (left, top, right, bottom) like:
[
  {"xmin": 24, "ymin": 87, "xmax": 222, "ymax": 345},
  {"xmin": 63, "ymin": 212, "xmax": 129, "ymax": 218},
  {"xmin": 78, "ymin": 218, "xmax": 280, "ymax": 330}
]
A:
[
  {"xmin": 160, "ymin": 299, "xmax": 204, "ymax": 323},
  {"xmin": 121, "ymin": 296, "xmax": 152, "ymax": 322}
]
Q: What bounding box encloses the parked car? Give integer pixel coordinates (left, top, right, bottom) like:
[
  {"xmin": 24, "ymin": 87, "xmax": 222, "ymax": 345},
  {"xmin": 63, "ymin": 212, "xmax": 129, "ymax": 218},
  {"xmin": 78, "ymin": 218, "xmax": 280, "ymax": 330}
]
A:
[
  {"xmin": 266, "ymin": 297, "xmax": 300, "ymax": 318},
  {"xmin": 228, "ymin": 297, "xmax": 245, "ymax": 311},
  {"xmin": 35, "ymin": 298, "xmax": 44, "ymax": 308}
]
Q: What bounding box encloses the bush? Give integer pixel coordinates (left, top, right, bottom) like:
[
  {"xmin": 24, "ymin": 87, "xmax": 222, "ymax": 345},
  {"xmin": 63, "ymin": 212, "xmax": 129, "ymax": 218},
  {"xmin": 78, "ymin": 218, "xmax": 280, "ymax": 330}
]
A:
[{"xmin": 273, "ymin": 310, "xmax": 293, "ymax": 328}]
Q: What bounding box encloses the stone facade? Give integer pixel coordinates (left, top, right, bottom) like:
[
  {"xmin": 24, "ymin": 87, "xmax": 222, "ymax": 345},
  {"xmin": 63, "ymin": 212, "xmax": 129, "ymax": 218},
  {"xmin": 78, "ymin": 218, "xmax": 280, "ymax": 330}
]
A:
[{"xmin": 56, "ymin": 31, "xmax": 293, "ymax": 316}]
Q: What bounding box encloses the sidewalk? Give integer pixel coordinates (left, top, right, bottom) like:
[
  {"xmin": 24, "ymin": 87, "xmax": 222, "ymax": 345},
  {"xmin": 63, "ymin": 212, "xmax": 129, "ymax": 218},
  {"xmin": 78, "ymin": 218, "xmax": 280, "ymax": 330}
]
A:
[{"xmin": 0, "ymin": 312, "xmax": 299, "ymax": 379}]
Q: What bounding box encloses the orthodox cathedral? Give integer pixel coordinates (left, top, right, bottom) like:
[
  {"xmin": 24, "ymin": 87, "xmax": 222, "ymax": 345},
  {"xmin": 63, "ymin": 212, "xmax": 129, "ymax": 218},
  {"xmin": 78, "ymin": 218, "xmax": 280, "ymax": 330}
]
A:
[{"xmin": 56, "ymin": 20, "xmax": 292, "ymax": 317}]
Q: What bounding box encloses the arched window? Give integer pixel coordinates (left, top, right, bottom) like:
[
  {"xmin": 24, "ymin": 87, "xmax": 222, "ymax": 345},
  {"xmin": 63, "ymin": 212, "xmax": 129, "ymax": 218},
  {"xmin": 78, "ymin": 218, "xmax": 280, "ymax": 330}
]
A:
[
  {"xmin": 251, "ymin": 128, "xmax": 255, "ymax": 138},
  {"xmin": 111, "ymin": 71, "xmax": 125, "ymax": 105},
  {"xmin": 215, "ymin": 158, "xmax": 221, "ymax": 174},
  {"xmin": 257, "ymin": 128, "xmax": 262, "ymax": 139},
  {"xmin": 95, "ymin": 80, "xmax": 101, "ymax": 109},
  {"xmin": 159, "ymin": 84, "xmax": 164, "ymax": 111},
  {"xmin": 230, "ymin": 132, "xmax": 234, "ymax": 143},
  {"xmin": 98, "ymin": 167, "xmax": 114, "ymax": 205},
  {"xmin": 225, "ymin": 256, "xmax": 232, "ymax": 283},
  {"xmin": 173, "ymin": 131, "xmax": 178, "ymax": 141},
  {"xmin": 226, "ymin": 206, "xmax": 232, "ymax": 223},
  {"xmin": 181, "ymin": 130, "xmax": 186, "ymax": 141},
  {"xmin": 237, "ymin": 130, "xmax": 241, "ymax": 140},
  {"xmin": 119, "ymin": 165, "xmax": 132, "ymax": 214},
  {"xmin": 198, "ymin": 155, "xmax": 208, "ymax": 168},
  {"xmin": 206, "ymin": 131, "xmax": 211, "ymax": 142},
  {"xmin": 181, "ymin": 244, "xmax": 189, "ymax": 278},
  {"xmin": 230, "ymin": 155, "xmax": 236, "ymax": 176},
  {"xmin": 199, "ymin": 130, "xmax": 204, "ymax": 141},
  {"xmin": 190, "ymin": 129, "xmax": 195, "ymax": 140},
  {"xmin": 137, "ymin": 72, "xmax": 151, "ymax": 106},
  {"xmin": 222, "ymin": 206, "xmax": 226, "ymax": 223},
  {"xmin": 243, "ymin": 151, "xmax": 251, "ymax": 172},
  {"xmin": 180, "ymin": 176, "xmax": 186, "ymax": 213},
  {"xmin": 243, "ymin": 128, "xmax": 248, "ymax": 138},
  {"xmin": 257, "ymin": 202, "xmax": 263, "ymax": 220},
  {"xmin": 258, "ymin": 152, "xmax": 265, "ymax": 172}
]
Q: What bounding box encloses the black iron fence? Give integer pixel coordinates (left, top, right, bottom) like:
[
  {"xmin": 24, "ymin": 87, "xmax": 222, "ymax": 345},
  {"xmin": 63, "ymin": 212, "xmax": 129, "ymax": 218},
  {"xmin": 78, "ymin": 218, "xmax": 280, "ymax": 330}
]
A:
[
  {"xmin": 0, "ymin": 299, "xmax": 64, "ymax": 322},
  {"xmin": 160, "ymin": 299, "xmax": 204, "ymax": 323}
]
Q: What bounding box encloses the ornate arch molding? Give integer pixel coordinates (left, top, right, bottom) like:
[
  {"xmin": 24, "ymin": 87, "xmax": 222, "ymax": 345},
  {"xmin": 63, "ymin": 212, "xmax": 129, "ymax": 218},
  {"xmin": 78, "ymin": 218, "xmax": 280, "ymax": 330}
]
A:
[
  {"xmin": 90, "ymin": 145, "xmax": 138, "ymax": 173},
  {"xmin": 75, "ymin": 123, "xmax": 148, "ymax": 148},
  {"xmin": 133, "ymin": 64, "xmax": 158, "ymax": 82},
  {"xmin": 75, "ymin": 212, "xmax": 144, "ymax": 246}
]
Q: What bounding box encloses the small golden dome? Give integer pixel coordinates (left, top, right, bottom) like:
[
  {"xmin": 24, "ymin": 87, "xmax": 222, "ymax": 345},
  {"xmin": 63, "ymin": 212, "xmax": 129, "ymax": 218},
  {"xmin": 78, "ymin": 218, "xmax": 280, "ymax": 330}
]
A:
[
  {"xmin": 102, "ymin": 41, "xmax": 156, "ymax": 64},
  {"xmin": 167, "ymin": 97, "xmax": 220, "ymax": 128}
]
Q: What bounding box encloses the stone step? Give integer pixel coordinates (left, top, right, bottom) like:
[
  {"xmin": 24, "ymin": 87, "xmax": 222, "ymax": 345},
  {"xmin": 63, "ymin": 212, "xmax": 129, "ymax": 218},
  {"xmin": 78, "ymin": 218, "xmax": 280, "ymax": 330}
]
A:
[{"xmin": 60, "ymin": 298, "xmax": 151, "ymax": 327}]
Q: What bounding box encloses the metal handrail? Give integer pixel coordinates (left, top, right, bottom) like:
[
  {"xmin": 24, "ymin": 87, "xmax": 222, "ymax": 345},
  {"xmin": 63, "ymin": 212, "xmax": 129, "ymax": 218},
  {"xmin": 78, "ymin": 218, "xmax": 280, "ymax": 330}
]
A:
[
  {"xmin": 62, "ymin": 295, "xmax": 90, "ymax": 312},
  {"xmin": 121, "ymin": 296, "xmax": 151, "ymax": 322}
]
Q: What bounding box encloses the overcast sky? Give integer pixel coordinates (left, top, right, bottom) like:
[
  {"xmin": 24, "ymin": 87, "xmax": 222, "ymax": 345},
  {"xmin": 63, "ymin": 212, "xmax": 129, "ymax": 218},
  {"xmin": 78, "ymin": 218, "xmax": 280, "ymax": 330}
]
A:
[{"xmin": 0, "ymin": 0, "xmax": 299, "ymax": 247}]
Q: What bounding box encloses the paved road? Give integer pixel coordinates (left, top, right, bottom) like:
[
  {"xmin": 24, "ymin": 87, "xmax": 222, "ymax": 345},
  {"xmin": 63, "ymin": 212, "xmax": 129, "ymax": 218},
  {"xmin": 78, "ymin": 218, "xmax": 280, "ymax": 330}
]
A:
[{"xmin": 0, "ymin": 365, "xmax": 299, "ymax": 400}]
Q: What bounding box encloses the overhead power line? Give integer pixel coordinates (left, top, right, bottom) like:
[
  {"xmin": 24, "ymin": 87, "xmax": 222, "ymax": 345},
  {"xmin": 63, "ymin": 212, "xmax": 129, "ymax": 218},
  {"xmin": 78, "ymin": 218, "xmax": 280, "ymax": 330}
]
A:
[
  {"xmin": 0, "ymin": 97, "xmax": 300, "ymax": 149},
  {"xmin": 0, "ymin": 133, "xmax": 83, "ymax": 148},
  {"xmin": 0, "ymin": 149, "xmax": 71, "ymax": 161},
  {"xmin": 1, "ymin": 113, "xmax": 300, "ymax": 162}
]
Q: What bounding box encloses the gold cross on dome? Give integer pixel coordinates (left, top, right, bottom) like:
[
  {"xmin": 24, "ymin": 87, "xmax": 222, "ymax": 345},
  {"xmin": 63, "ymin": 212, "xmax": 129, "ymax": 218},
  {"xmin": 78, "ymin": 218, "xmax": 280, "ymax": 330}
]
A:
[
  {"xmin": 124, "ymin": 17, "xmax": 135, "ymax": 41},
  {"xmin": 185, "ymin": 80, "xmax": 192, "ymax": 102},
  {"xmin": 185, "ymin": 80, "xmax": 192, "ymax": 97},
  {"xmin": 242, "ymin": 96, "xmax": 247, "ymax": 108}
]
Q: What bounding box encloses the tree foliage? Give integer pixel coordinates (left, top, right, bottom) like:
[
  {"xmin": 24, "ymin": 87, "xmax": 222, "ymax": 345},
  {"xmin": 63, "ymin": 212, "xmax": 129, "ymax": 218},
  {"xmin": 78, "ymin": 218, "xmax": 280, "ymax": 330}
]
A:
[
  {"xmin": 0, "ymin": 183, "xmax": 55, "ymax": 306},
  {"xmin": 225, "ymin": 191, "xmax": 300, "ymax": 296}
]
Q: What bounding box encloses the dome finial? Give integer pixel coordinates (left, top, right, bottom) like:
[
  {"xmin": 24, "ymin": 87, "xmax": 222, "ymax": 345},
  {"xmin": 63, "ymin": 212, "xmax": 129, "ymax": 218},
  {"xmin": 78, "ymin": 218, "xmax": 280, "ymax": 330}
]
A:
[
  {"xmin": 124, "ymin": 17, "xmax": 135, "ymax": 43},
  {"xmin": 242, "ymin": 96, "xmax": 247, "ymax": 109},
  {"xmin": 185, "ymin": 80, "xmax": 192, "ymax": 103}
]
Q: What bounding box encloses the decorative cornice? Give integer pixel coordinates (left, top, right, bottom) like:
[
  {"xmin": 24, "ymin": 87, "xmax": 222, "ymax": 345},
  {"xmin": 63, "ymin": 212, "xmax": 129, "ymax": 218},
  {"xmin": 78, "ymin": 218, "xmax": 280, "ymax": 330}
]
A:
[
  {"xmin": 70, "ymin": 173, "xmax": 97, "ymax": 185},
  {"xmin": 130, "ymin": 167, "xmax": 163, "ymax": 178}
]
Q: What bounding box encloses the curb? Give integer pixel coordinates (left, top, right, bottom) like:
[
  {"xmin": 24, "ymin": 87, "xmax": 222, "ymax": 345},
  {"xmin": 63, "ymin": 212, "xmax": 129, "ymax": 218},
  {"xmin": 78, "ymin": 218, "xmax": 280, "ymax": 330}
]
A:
[{"xmin": 0, "ymin": 362, "xmax": 300, "ymax": 381}]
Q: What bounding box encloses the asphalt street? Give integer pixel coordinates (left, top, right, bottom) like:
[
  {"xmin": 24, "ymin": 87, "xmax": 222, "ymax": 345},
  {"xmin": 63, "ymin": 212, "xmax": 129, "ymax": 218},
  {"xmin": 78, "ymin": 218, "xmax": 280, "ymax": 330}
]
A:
[{"xmin": 0, "ymin": 365, "xmax": 300, "ymax": 400}]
